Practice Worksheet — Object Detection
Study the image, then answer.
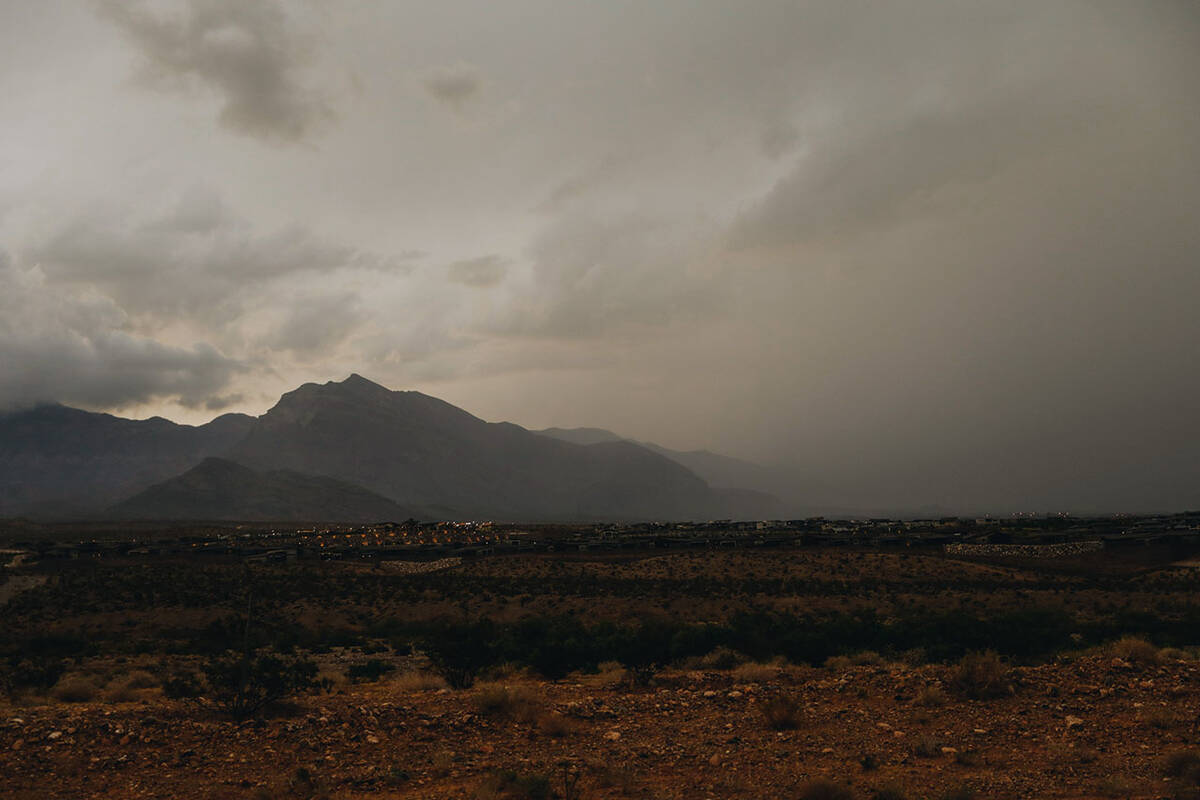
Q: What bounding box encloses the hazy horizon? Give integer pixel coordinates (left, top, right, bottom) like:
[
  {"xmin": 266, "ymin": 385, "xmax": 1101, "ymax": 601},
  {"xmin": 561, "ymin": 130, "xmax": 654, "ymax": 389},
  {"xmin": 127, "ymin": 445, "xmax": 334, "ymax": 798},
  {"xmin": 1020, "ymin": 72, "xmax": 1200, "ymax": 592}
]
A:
[{"xmin": 2, "ymin": 1, "xmax": 1198, "ymax": 513}]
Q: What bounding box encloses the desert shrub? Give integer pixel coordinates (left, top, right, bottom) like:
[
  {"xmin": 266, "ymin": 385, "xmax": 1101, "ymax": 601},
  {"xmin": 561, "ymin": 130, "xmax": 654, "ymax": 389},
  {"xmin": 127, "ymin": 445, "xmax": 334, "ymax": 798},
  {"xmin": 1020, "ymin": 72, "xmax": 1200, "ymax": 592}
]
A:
[
  {"xmin": 535, "ymin": 711, "xmax": 574, "ymax": 738},
  {"xmin": 761, "ymin": 695, "xmax": 802, "ymax": 730},
  {"xmin": 947, "ymin": 651, "xmax": 1010, "ymax": 700},
  {"xmin": 1165, "ymin": 749, "xmax": 1200, "ymax": 783},
  {"xmin": 203, "ymin": 649, "xmax": 319, "ymax": 721},
  {"xmin": 51, "ymin": 675, "xmax": 99, "ymax": 703},
  {"xmin": 695, "ymin": 646, "xmax": 747, "ymax": 670},
  {"xmin": 871, "ymin": 785, "xmax": 908, "ymax": 800},
  {"xmin": 474, "ymin": 769, "xmax": 551, "ymax": 800},
  {"xmin": 917, "ymin": 685, "xmax": 947, "ymax": 707},
  {"xmin": 474, "ymin": 684, "xmax": 541, "ymax": 722},
  {"xmin": 423, "ymin": 621, "xmax": 497, "ymax": 689},
  {"xmin": 346, "ymin": 658, "xmax": 395, "ymax": 683},
  {"xmin": 912, "ymin": 734, "xmax": 943, "ymax": 758},
  {"xmin": 162, "ymin": 670, "xmax": 204, "ymax": 699},
  {"xmin": 732, "ymin": 661, "xmax": 778, "ymax": 682},
  {"xmin": 594, "ymin": 764, "xmax": 638, "ymax": 791},
  {"xmin": 121, "ymin": 670, "xmax": 159, "ymax": 689},
  {"xmin": 1146, "ymin": 709, "xmax": 1181, "ymax": 730},
  {"xmin": 939, "ymin": 785, "xmax": 976, "ymax": 800},
  {"xmin": 849, "ymin": 650, "xmax": 885, "ymax": 666},
  {"xmin": 1, "ymin": 656, "xmax": 65, "ymax": 697},
  {"xmin": 392, "ymin": 669, "xmax": 446, "ymax": 692},
  {"xmin": 1093, "ymin": 776, "xmax": 1134, "ymax": 798},
  {"xmin": 824, "ymin": 655, "xmax": 853, "ymax": 671},
  {"xmin": 623, "ymin": 663, "xmax": 658, "ymax": 688},
  {"xmin": 797, "ymin": 779, "xmax": 854, "ymax": 800},
  {"xmin": 1112, "ymin": 636, "xmax": 1163, "ymax": 667}
]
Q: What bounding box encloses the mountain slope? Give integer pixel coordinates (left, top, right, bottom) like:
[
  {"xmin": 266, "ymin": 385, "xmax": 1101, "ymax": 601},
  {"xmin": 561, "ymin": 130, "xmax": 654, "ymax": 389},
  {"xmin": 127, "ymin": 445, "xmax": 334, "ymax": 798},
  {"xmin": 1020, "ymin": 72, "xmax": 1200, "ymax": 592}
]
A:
[
  {"xmin": 229, "ymin": 375, "xmax": 725, "ymax": 521},
  {"xmin": 111, "ymin": 458, "xmax": 414, "ymax": 522},
  {"xmin": 0, "ymin": 405, "xmax": 255, "ymax": 517},
  {"xmin": 535, "ymin": 427, "xmax": 782, "ymax": 494}
]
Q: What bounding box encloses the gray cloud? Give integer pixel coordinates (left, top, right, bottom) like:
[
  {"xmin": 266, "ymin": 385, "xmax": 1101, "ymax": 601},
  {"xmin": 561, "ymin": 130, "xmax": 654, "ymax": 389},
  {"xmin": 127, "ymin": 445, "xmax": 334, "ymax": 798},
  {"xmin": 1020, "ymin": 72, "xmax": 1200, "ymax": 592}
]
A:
[
  {"xmin": 3, "ymin": 1, "xmax": 1199, "ymax": 511},
  {"xmin": 446, "ymin": 255, "xmax": 507, "ymax": 288},
  {"xmin": 421, "ymin": 62, "xmax": 482, "ymax": 109},
  {"xmin": 96, "ymin": 0, "xmax": 333, "ymax": 142},
  {"xmin": 263, "ymin": 290, "xmax": 362, "ymax": 355},
  {"xmin": 29, "ymin": 191, "xmax": 400, "ymax": 322},
  {"xmin": 0, "ymin": 250, "xmax": 241, "ymax": 410}
]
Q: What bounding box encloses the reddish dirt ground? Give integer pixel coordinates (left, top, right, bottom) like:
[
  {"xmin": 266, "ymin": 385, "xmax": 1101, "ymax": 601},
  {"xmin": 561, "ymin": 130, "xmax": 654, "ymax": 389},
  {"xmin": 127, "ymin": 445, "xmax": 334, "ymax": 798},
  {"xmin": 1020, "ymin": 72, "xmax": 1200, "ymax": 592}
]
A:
[{"xmin": 2, "ymin": 653, "xmax": 1197, "ymax": 800}]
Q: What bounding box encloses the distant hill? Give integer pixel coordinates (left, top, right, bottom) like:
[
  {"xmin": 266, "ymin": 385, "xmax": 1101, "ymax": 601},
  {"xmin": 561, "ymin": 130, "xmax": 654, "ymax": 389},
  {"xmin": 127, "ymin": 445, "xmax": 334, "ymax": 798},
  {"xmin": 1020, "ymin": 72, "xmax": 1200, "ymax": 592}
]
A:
[
  {"xmin": 228, "ymin": 375, "xmax": 737, "ymax": 521},
  {"xmin": 111, "ymin": 458, "xmax": 414, "ymax": 522},
  {"xmin": 0, "ymin": 375, "xmax": 786, "ymax": 522},
  {"xmin": 0, "ymin": 405, "xmax": 254, "ymax": 517},
  {"xmin": 535, "ymin": 427, "xmax": 782, "ymax": 495}
]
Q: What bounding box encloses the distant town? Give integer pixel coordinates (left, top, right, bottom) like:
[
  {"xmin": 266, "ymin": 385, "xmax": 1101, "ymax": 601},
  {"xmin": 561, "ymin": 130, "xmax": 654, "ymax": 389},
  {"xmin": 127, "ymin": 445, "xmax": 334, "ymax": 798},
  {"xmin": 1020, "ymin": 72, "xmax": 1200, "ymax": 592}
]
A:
[{"xmin": 6, "ymin": 511, "xmax": 1198, "ymax": 563}]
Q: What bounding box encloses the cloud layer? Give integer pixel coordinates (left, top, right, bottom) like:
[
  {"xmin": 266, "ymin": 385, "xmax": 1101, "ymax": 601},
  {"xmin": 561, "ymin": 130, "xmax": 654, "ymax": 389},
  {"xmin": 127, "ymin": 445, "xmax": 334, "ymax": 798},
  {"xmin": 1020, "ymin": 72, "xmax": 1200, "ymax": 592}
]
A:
[
  {"xmin": 97, "ymin": 0, "xmax": 333, "ymax": 142},
  {"xmin": 1, "ymin": 0, "xmax": 1198, "ymax": 512}
]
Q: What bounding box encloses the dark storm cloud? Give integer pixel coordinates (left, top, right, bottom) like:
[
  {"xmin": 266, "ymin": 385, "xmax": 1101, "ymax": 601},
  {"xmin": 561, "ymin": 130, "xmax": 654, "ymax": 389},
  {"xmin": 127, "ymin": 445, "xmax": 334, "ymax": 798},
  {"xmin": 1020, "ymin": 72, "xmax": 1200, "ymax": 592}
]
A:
[
  {"xmin": 422, "ymin": 62, "xmax": 482, "ymax": 109},
  {"xmin": 264, "ymin": 291, "xmax": 363, "ymax": 355},
  {"xmin": 96, "ymin": 0, "xmax": 333, "ymax": 142},
  {"xmin": 0, "ymin": 250, "xmax": 241, "ymax": 410},
  {"xmin": 30, "ymin": 193, "xmax": 404, "ymax": 322},
  {"xmin": 3, "ymin": 1, "xmax": 1199, "ymax": 510},
  {"xmin": 446, "ymin": 255, "xmax": 507, "ymax": 288}
]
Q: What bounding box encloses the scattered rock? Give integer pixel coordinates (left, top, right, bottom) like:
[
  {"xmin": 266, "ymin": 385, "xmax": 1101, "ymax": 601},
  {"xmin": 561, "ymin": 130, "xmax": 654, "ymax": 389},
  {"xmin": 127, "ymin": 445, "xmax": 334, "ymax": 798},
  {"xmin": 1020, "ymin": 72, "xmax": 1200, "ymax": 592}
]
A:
[
  {"xmin": 604, "ymin": 730, "xmax": 621, "ymax": 742},
  {"xmin": 1065, "ymin": 715, "xmax": 1084, "ymax": 729}
]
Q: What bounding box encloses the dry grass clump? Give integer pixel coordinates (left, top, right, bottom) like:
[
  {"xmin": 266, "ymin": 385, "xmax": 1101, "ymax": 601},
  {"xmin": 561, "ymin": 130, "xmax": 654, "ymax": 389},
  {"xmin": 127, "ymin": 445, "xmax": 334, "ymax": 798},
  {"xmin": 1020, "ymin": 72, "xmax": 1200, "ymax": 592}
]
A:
[
  {"xmin": 848, "ymin": 650, "xmax": 885, "ymax": 666},
  {"xmin": 1145, "ymin": 708, "xmax": 1182, "ymax": 730},
  {"xmin": 1164, "ymin": 750, "xmax": 1200, "ymax": 800},
  {"xmin": 1093, "ymin": 776, "xmax": 1134, "ymax": 798},
  {"xmin": 1159, "ymin": 647, "xmax": 1196, "ymax": 663},
  {"xmin": 473, "ymin": 769, "xmax": 551, "ymax": 800},
  {"xmin": 102, "ymin": 669, "xmax": 160, "ymax": 703},
  {"xmin": 534, "ymin": 711, "xmax": 576, "ymax": 738},
  {"xmin": 51, "ymin": 675, "xmax": 99, "ymax": 703},
  {"xmin": 912, "ymin": 734, "xmax": 943, "ymax": 758},
  {"xmin": 947, "ymin": 651, "xmax": 1011, "ymax": 700},
  {"xmin": 760, "ymin": 695, "xmax": 802, "ymax": 730},
  {"xmin": 871, "ymin": 784, "xmax": 909, "ymax": 800},
  {"xmin": 916, "ymin": 685, "xmax": 947, "ymax": 707},
  {"xmin": 824, "ymin": 655, "xmax": 853, "ymax": 671},
  {"xmin": 1112, "ymin": 636, "xmax": 1163, "ymax": 667},
  {"xmin": 1165, "ymin": 749, "xmax": 1200, "ymax": 781},
  {"xmin": 694, "ymin": 646, "xmax": 747, "ymax": 670},
  {"xmin": 732, "ymin": 661, "xmax": 778, "ymax": 682},
  {"xmin": 474, "ymin": 684, "xmax": 541, "ymax": 723},
  {"xmin": 391, "ymin": 669, "xmax": 447, "ymax": 692},
  {"xmin": 939, "ymin": 785, "xmax": 976, "ymax": 800},
  {"xmin": 122, "ymin": 669, "xmax": 159, "ymax": 689},
  {"xmin": 797, "ymin": 778, "xmax": 854, "ymax": 800}
]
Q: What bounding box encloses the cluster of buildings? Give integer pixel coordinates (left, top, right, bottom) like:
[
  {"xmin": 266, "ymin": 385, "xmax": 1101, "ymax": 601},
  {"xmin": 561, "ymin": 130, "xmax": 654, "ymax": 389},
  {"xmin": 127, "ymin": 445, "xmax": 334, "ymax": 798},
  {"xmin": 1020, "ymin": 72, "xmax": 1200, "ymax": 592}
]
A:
[{"xmin": 7, "ymin": 511, "xmax": 1199, "ymax": 563}]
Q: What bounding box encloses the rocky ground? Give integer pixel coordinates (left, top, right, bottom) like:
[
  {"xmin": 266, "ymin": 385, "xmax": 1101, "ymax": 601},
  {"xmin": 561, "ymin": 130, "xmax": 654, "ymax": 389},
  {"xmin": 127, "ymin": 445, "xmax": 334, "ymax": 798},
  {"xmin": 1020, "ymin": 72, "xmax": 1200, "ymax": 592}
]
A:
[{"xmin": 2, "ymin": 653, "xmax": 1198, "ymax": 800}]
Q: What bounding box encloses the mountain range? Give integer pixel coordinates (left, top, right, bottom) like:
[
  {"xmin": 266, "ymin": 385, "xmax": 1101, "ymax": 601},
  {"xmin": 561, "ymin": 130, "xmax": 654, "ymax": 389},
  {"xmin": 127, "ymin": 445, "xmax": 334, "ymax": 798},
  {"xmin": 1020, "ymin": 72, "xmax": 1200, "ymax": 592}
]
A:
[{"xmin": 0, "ymin": 375, "xmax": 784, "ymax": 522}]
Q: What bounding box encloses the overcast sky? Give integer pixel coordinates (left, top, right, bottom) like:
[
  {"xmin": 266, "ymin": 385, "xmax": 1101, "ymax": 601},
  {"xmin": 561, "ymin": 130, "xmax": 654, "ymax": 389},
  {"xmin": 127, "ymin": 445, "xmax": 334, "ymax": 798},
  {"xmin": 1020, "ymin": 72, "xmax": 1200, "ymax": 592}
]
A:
[{"xmin": 2, "ymin": 1, "xmax": 1198, "ymax": 512}]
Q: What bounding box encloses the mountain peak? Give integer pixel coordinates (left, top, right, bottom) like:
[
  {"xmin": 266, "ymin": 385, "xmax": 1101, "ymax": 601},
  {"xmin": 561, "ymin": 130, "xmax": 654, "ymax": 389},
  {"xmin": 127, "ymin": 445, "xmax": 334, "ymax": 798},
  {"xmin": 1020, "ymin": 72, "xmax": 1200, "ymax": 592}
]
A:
[{"xmin": 341, "ymin": 373, "xmax": 378, "ymax": 388}]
